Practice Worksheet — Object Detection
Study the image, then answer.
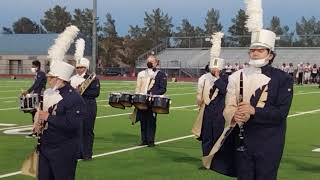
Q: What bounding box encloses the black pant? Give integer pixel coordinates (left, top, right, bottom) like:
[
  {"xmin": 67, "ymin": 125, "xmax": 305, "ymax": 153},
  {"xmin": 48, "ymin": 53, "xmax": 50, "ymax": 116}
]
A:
[
  {"xmin": 81, "ymin": 99, "xmax": 97, "ymax": 159},
  {"xmin": 38, "ymin": 141, "xmax": 78, "ymax": 180},
  {"xmin": 138, "ymin": 109, "xmax": 157, "ymax": 143},
  {"xmin": 298, "ymin": 72, "xmax": 303, "ymax": 85},
  {"xmin": 31, "ymin": 111, "xmax": 36, "ymax": 123},
  {"xmin": 201, "ymin": 106, "xmax": 224, "ymax": 156},
  {"xmin": 236, "ymin": 151, "xmax": 280, "ymax": 180}
]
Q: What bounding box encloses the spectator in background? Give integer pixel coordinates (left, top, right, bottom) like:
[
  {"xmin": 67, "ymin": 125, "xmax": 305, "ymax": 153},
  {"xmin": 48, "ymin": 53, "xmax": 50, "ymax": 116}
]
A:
[
  {"xmin": 280, "ymin": 63, "xmax": 286, "ymax": 72},
  {"xmin": 304, "ymin": 62, "xmax": 311, "ymax": 84},
  {"xmin": 296, "ymin": 63, "xmax": 304, "ymax": 85},
  {"xmin": 225, "ymin": 63, "xmax": 233, "ymax": 75},
  {"xmin": 311, "ymin": 64, "xmax": 318, "ymax": 84},
  {"xmin": 233, "ymin": 63, "xmax": 240, "ymax": 71},
  {"xmin": 288, "ymin": 63, "xmax": 295, "ymax": 77}
]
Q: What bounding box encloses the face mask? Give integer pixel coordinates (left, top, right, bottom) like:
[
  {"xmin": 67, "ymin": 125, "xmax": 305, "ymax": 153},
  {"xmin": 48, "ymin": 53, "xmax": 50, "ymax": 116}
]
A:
[
  {"xmin": 147, "ymin": 62, "xmax": 153, "ymax": 69},
  {"xmin": 249, "ymin": 58, "xmax": 269, "ymax": 68},
  {"xmin": 31, "ymin": 67, "xmax": 37, "ymax": 73}
]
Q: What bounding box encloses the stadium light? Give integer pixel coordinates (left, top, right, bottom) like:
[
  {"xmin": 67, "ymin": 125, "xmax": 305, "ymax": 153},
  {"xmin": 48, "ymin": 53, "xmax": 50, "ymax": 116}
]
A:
[{"xmin": 92, "ymin": 0, "xmax": 97, "ymax": 73}]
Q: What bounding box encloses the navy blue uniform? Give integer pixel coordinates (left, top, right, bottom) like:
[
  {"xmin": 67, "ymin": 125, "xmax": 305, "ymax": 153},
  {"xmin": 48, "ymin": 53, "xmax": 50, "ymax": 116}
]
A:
[
  {"xmin": 137, "ymin": 71, "xmax": 167, "ymax": 145},
  {"xmin": 38, "ymin": 84, "xmax": 86, "ymax": 180},
  {"xmin": 201, "ymin": 74, "xmax": 228, "ymax": 156},
  {"xmin": 27, "ymin": 70, "xmax": 47, "ymax": 121},
  {"xmin": 80, "ymin": 73, "xmax": 100, "ymax": 159},
  {"xmin": 236, "ymin": 65, "xmax": 293, "ymax": 180},
  {"xmin": 27, "ymin": 70, "xmax": 47, "ymax": 94},
  {"xmin": 215, "ymin": 65, "xmax": 294, "ymax": 179}
]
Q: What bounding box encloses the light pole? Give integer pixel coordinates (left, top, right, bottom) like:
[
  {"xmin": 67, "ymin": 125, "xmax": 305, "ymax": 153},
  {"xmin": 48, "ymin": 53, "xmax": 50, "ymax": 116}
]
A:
[{"xmin": 92, "ymin": 0, "xmax": 97, "ymax": 73}]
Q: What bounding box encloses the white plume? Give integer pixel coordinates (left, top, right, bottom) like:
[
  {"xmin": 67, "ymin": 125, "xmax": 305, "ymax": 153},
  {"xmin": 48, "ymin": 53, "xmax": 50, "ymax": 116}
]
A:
[
  {"xmin": 244, "ymin": 0, "xmax": 263, "ymax": 32},
  {"xmin": 210, "ymin": 32, "xmax": 224, "ymax": 59},
  {"xmin": 74, "ymin": 38, "xmax": 85, "ymax": 63},
  {"xmin": 48, "ymin": 25, "xmax": 80, "ymax": 66}
]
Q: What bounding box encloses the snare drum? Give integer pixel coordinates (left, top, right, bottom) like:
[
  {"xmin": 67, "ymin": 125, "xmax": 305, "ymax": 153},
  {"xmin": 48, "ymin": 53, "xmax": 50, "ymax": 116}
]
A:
[
  {"xmin": 132, "ymin": 93, "xmax": 150, "ymax": 110},
  {"xmin": 20, "ymin": 93, "xmax": 39, "ymax": 112},
  {"xmin": 151, "ymin": 95, "xmax": 171, "ymax": 114},
  {"xmin": 109, "ymin": 93, "xmax": 125, "ymax": 109},
  {"xmin": 119, "ymin": 93, "xmax": 133, "ymax": 107}
]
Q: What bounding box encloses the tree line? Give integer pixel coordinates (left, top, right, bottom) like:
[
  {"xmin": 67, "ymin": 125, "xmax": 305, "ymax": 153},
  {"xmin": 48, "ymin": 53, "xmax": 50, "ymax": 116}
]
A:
[{"xmin": 2, "ymin": 5, "xmax": 320, "ymax": 67}]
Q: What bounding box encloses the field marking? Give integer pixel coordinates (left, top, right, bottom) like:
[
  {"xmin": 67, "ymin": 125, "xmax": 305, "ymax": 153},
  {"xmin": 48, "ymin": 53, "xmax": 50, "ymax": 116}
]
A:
[
  {"xmin": 92, "ymin": 135, "xmax": 194, "ymax": 159},
  {"xmin": 0, "ymin": 105, "xmax": 197, "ymax": 132},
  {"xmin": 97, "ymin": 92, "xmax": 195, "ymax": 103},
  {"xmin": 3, "ymin": 101, "xmax": 16, "ymax": 103},
  {"xmin": 0, "ymin": 171, "xmax": 21, "ymax": 178},
  {"xmin": 96, "ymin": 105, "xmax": 197, "ymax": 119},
  {"xmin": 0, "ymin": 97, "xmax": 17, "ymax": 100},
  {"xmin": 294, "ymin": 91, "xmax": 320, "ymax": 95},
  {"xmin": 0, "ymin": 90, "xmax": 21, "ymax": 92},
  {"xmin": 0, "ymin": 135, "xmax": 194, "ymax": 179},
  {"xmin": 0, "ymin": 92, "xmax": 195, "ymax": 109},
  {"xmin": 3, "ymin": 127, "xmax": 32, "ymax": 135},
  {"xmin": 0, "ymin": 123, "xmax": 16, "ymax": 126},
  {"xmin": 0, "ymin": 125, "xmax": 33, "ymax": 131},
  {"xmin": 0, "ymin": 107, "xmax": 19, "ymax": 111},
  {"xmin": 312, "ymin": 148, "xmax": 320, "ymax": 152},
  {"xmin": 1, "ymin": 108, "xmax": 320, "ymax": 178}
]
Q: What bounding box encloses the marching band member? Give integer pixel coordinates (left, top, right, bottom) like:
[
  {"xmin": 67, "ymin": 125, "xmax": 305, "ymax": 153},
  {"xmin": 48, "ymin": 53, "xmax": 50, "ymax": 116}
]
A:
[
  {"xmin": 135, "ymin": 55, "xmax": 167, "ymax": 147},
  {"xmin": 21, "ymin": 60, "xmax": 47, "ymax": 137},
  {"xmin": 203, "ymin": 1, "xmax": 293, "ymax": 179},
  {"xmin": 201, "ymin": 57, "xmax": 228, "ymax": 158},
  {"xmin": 70, "ymin": 39, "xmax": 101, "ymax": 161},
  {"xmin": 31, "ymin": 25, "xmax": 85, "ymax": 180},
  {"xmin": 223, "ymin": 29, "xmax": 294, "ymax": 180},
  {"xmin": 35, "ymin": 61, "xmax": 86, "ymax": 180},
  {"xmin": 71, "ymin": 57, "xmax": 100, "ymax": 160},
  {"xmin": 192, "ymin": 69, "xmax": 210, "ymax": 139},
  {"xmin": 192, "ymin": 32, "xmax": 225, "ymax": 143}
]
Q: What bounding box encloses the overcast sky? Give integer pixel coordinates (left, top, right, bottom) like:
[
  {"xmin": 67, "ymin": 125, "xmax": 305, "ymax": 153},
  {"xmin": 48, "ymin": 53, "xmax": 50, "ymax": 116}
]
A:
[{"xmin": 1, "ymin": 0, "xmax": 319, "ymax": 35}]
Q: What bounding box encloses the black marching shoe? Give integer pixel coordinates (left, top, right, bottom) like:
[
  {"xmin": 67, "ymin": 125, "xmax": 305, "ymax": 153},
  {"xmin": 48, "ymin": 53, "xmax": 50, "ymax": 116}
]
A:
[
  {"xmin": 138, "ymin": 141, "xmax": 148, "ymax": 146},
  {"xmin": 147, "ymin": 142, "xmax": 155, "ymax": 147},
  {"xmin": 83, "ymin": 157, "xmax": 92, "ymax": 161}
]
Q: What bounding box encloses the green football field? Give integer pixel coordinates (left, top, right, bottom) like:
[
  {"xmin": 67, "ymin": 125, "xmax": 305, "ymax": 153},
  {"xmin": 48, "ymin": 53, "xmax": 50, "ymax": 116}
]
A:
[{"xmin": 0, "ymin": 79, "xmax": 319, "ymax": 180}]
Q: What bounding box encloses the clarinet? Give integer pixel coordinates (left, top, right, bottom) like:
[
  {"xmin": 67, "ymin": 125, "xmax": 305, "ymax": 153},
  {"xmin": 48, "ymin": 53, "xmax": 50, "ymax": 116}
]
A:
[{"xmin": 237, "ymin": 72, "xmax": 246, "ymax": 152}]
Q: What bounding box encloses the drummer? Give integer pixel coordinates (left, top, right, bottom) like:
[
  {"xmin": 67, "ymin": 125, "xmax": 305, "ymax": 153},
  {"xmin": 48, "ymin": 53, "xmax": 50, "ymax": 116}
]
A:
[
  {"xmin": 21, "ymin": 60, "xmax": 47, "ymax": 138},
  {"xmin": 135, "ymin": 55, "xmax": 167, "ymax": 147}
]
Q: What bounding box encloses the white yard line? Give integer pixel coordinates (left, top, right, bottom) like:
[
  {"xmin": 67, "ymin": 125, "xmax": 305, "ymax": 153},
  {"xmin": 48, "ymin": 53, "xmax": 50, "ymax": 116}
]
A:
[
  {"xmin": 92, "ymin": 135, "xmax": 194, "ymax": 159},
  {"xmin": 294, "ymin": 91, "xmax": 320, "ymax": 95},
  {"xmin": 0, "ymin": 107, "xmax": 19, "ymax": 111},
  {"xmin": 0, "ymin": 90, "xmax": 319, "ymax": 111},
  {"xmin": 0, "ymin": 97, "xmax": 17, "ymax": 100},
  {"xmin": 3, "ymin": 101, "xmax": 16, "ymax": 103},
  {"xmin": 0, "ymin": 90, "xmax": 20, "ymax": 92},
  {"xmin": 0, "ymin": 123, "xmax": 16, "ymax": 126},
  {"xmin": 1, "ymin": 108, "xmax": 320, "ymax": 178},
  {"xmin": 312, "ymin": 148, "xmax": 320, "ymax": 152},
  {"xmin": 97, "ymin": 92, "xmax": 195, "ymax": 103},
  {"xmin": 0, "ymin": 125, "xmax": 33, "ymax": 131}
]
